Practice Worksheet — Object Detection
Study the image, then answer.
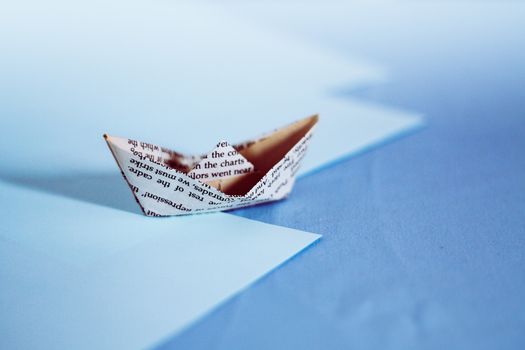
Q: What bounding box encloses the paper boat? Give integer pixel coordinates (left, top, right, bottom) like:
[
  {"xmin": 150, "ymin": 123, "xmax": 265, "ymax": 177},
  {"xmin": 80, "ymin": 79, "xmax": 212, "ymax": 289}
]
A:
[{"xmin": 104, "ymin": 115, "xmax": 318, "ymax": 216}]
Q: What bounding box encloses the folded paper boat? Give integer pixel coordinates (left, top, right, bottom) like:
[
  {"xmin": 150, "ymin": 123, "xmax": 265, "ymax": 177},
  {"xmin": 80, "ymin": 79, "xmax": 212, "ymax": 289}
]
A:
[{"xmin": 104, "ymin": 115, "xmax": 318, "ymax": 216}]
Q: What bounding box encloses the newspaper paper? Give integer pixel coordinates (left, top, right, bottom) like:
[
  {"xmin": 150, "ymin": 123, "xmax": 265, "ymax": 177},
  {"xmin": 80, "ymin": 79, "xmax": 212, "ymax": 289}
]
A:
[{"xmin": 104, "ymin": 115, "xmax": 319, "ymax": 216}]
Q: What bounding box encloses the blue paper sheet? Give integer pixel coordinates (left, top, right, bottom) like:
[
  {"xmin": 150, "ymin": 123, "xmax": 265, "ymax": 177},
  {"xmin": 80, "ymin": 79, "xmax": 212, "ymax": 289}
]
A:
[{"xmin": 0, "ymin": 181, "xmax": 320, "ymax": 349}]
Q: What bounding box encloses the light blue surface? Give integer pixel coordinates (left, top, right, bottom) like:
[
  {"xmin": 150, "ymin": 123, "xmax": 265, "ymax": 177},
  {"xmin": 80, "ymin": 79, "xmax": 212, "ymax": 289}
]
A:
[
  {"xmin": 161, "ymin": 2, "xmax": 525, "ymax": 350},
  {"xmin": 0, "ymin": 188, "xmax": 320, "ymax": 349},
  {"xmin": 0, "ymin": 0, "xmax": 387, "ymax": 173},
  {"xmin": 0, "ymin": 1, "xmax": 423, "ymax": 349}
]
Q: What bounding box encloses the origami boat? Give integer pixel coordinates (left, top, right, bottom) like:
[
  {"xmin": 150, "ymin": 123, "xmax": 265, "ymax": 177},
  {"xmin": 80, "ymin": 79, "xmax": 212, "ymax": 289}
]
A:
[{"xmin": 104, "ymin": 114, "xmax": 318, "ymax": 216}]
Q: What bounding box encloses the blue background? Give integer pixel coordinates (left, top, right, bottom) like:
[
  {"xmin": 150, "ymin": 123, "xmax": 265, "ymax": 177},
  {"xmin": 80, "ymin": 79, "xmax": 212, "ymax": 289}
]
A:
[
  {"xmin": 0, "ymin": 2, "xmax": 523, "ymax": 349},
  {"xmin": 160, "ymin": 3, "xmax": 525, "ymax": 349}
]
